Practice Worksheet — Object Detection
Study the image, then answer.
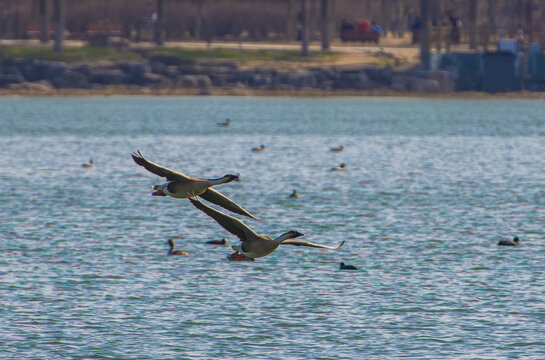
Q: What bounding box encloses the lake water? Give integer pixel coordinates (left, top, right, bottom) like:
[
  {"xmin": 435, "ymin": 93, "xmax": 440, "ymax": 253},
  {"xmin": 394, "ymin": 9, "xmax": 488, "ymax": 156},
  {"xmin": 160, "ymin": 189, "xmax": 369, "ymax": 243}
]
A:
[{"xmin": 1, "ymin": 96, "xmax": 544, "ymax": 359}]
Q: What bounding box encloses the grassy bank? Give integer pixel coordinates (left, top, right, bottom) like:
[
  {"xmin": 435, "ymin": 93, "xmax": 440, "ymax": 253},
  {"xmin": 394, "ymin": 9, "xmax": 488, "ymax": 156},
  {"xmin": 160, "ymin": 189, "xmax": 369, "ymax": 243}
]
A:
[{"xmin": 0, "ymin": 45, "xmax": 337, "ymax": 64}]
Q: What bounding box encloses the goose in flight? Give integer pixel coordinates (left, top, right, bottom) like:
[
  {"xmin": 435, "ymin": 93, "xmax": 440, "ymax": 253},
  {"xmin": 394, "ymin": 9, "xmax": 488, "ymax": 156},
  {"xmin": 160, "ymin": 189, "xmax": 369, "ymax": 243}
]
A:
[
  {"xmin": 189, "ymin": 198, "xmax": 344, "ymax": 260},
  {"xmin": 131, "ymin": 150, "xmax": 257, "ymax": 219}
]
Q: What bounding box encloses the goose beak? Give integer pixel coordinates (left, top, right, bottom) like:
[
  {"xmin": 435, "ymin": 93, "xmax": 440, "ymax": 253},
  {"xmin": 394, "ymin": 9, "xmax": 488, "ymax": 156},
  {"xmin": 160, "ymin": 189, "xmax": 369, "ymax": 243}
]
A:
[
  {"xmin": 152, "ymin": 190, "xmax": 167, "ymax": 196},
  {"xmin": 293, "ymin": 231, "xmax": 304, "ymax": 238}
]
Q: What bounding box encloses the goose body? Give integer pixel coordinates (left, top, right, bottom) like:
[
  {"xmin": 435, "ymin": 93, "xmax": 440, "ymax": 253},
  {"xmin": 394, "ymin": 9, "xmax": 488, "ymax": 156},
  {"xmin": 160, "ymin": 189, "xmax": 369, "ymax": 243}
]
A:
[
  {"xmin": 131, "ymin": 150, "xmax": 257, "ymax": 219},
  {"xmin": 498, "ymin": 237, "xmax": 520, "ymax": 246},
  {"xmin": 82, "ymin": 159, "xmax": 94, "ymax": 168},
  {"xmin": 166, "ymin": 239, "xmax": 189, "ymax": 256},
  {"xmin": 189, "ymin": 198, "xmax": 344, "ymax": 260},
  {"xmin": 251, "ymin": 145, "xmax": 265, "ymax": 152},
  {"xmin": 330, "ymin": 146, "xmax": 344, "ymax": 152}
]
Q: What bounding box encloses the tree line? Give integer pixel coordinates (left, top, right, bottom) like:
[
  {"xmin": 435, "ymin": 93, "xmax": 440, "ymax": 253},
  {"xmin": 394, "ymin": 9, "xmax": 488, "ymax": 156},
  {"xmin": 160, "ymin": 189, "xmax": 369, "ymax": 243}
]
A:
[{"xmin": 0, "ymin": 0, "xmax": 542, "ymax": 55}]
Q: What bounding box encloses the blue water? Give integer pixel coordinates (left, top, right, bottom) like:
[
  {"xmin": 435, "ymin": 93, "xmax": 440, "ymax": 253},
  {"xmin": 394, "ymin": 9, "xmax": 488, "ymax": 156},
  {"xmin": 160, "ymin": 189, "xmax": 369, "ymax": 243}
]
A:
[{"xmin": 1, "ymin": 96, "xmax": 544, "ymax": 359}]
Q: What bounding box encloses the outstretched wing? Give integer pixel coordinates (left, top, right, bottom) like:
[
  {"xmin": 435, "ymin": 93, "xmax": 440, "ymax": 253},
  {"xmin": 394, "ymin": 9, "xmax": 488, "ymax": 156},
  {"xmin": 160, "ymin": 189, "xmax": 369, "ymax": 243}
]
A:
[
  {"xmin": 189, "ymin": 198, "xmax": 259, "ymax": 243},
  {"xmin": 280, "ymin": 239, "xmax": 345, "ymax": 249},
  {"xmin": 199, "ymin": 188, "xmax": 258, "ymax": 220},
  {"xmin": 131, "ymin": 150, "xmax": 193, "ymax": 182}
]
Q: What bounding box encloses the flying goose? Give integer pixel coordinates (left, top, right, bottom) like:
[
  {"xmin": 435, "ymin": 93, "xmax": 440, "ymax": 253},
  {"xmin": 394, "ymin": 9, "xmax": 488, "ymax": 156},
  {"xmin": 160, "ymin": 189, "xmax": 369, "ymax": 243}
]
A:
[
  {"xmin": 166, "ymin": 239, "xmax": 189, "ymax": 256},
  {"xmin": 217, "ymin": 118, "xmax": 230, "ymax": 127},
  {"xmin": 189, "ymin": 198, "xmax": 344, "ymax": 260},
  {"xmin": 81, "ymin": 159, "xmax": 94, "ymax": 168},
  {"xmin": 498, "ymin": 237, "xmax": 521, "ymax": 246},
  {"xmin": 131, "ymin": 150, "xmax": 257, "ymax": 219}
]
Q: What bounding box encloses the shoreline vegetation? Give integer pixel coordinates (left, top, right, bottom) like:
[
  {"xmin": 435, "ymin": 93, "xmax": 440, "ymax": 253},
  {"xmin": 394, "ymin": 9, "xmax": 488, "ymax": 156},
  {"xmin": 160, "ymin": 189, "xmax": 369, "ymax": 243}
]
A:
[{"xmin": 0, "ymin": 45, "xmax": 542, "ymax": 98}]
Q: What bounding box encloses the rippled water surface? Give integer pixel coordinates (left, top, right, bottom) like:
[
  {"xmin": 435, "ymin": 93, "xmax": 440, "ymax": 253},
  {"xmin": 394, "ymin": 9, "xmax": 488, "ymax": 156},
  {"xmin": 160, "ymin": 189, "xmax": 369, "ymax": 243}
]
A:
[{"xmin": 1, "ymin": 97, "xmax": 545, "ymax": 359}]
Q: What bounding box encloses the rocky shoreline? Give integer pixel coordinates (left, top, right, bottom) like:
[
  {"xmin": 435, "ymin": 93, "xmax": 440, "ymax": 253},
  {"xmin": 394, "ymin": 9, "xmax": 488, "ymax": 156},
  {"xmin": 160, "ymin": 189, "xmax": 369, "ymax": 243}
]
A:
[{"xmin": 0, "ymin": 56, "xmax": 458, "ymax": 96}]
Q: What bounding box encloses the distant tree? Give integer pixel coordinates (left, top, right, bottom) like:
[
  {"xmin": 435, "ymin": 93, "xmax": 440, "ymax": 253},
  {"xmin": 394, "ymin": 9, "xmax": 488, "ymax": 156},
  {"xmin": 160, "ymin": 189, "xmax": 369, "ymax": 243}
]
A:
[
  {"xmin": 154, "ymin": 0, "xmax": 164, "ymax": 45},
  {"xmin": 39, "ymin": 0, "xmax": 49, "ymax": 43},
  {"xmin": 53, "ymin": 0, "xmax": 64, "ymax": 52},
  {"xmin": 468, "ymin": 0, "xmax": 477, "ymax": 50},
  {"xmin": 301, "ymin": 0, "xmax": 309, "ymax": 56},
  {"xmin": 321, "ymin": 0, "xmax": 330, "ymax": 50}
]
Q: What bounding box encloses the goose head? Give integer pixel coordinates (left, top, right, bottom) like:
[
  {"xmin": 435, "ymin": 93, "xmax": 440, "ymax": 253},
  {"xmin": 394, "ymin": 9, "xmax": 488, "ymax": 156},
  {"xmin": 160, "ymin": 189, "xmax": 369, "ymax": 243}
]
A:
[
  {"xmin": 151, "ymin": 182, "xmax": 171, "ymax": 196},
  {"xmin": 275, "ymin": 230, "xmax": 304, "ymax": 243}
]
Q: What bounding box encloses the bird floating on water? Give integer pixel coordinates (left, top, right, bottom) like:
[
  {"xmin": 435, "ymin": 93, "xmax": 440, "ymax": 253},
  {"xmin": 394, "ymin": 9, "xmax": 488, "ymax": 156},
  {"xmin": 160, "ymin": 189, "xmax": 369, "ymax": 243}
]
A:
[
  {"xmin": 289, "ymin": 190, "xmax": 300, "ymax": 198},
  {"xmin": 217, "ymin": 118, "xmax": 230, "ymax": 127},
  {"xmin": 340, "ymin": 262, "xmax": 358, "ymax": 270},
  {"xmin": 166, "ymin": 239, "xmax": 189, "ymax": 256},
  {"xmin": 189, "ymin": 198, "xmax": 344, "ymax": 260},
  {"xmin": 330, "ymin": 146, "xmax": 344, "ymax": 152},
  {"xmin": 81, "ymin": 159, "xmax": 94, "ymax": 168},
  {"xmin": 498, "ymin": 237, "xmax": 521, "ymax": 246},
  {"xmin": 251, "ymin": 145, "xmax": 265, "ymax": 152},
  {"xmin": 330, "ymin": 163, "xmax": 346, "ymax": 171},
  {"xmin": 205, "ymin": 238, "xmax": 227, "ymax": 245},
  {"xmin": 131, "ymin": 150, "xmax": 257, "ymax": 219}
]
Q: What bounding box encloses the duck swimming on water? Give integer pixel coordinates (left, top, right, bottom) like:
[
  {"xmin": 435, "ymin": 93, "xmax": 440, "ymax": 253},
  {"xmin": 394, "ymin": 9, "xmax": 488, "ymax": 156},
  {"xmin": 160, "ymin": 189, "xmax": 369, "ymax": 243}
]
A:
[
  {"xmin": 205, "ymin": 238, "xmax": 227, "ymax": 245},
  {"xmin": 340, "ymin": 262, "xmax": 358, "ymax": 270},
  {"xmin": 189, "ymin": 198, "xmax": 344, "ymax": 260},
  {"xmin": 330, "ymin": 163, "xmax": 346, "ymax": 171},
  {"xmin": 81, "ymin": 159, "xmax": 94, "ymax": 168},
  {"xmin": 251, "ymin": 145, "xmax": 265, "ymax": 152},
  {"xmin": 498, "ymin": 237, "xmax": 521, "ymax": 246},
  {"xmin": 166, "ymin": 239, "xmax": 189, "ymax": 256},
  {"xmin": 217, "ymin": 118, "xmax": 230, "ymax": 127}
]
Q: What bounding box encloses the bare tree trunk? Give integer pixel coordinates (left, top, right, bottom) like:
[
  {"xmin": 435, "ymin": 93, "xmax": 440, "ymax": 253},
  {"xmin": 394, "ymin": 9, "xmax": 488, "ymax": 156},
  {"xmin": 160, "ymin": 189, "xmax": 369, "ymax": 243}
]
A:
[
  {"xmin": 468, "ymin": 0, "xmax": 477, "ymax": 50},
  {"xmin": 301, "ymin": 0, "xmax": 310, "ymax": 57},
  {"xmin": 487, "ymin": 0, "xmax": 496, "ymax": 38},
  {"xmin": 195, "ymin": 0, "xmax": 204, "ymax": 40},
  {"xmin": 53, "ymin": 0, "xmax": 64, "ymax": 53},
  {"xmin": 320, "ymin": 0, "xmax": 330, "ymax": 50},
  {"xmin": 286, "ymin": 0, "xmax": 295, "ymax": 40},
  {"xmin": 39, "ymin": 0, "xmax": 49, "ymax": 43},
  {"xmin": 526, "ymin": 0, "xmax": 533, "ymax": 43},
  {"xmin": 420, "ymin": 0, "xmax": 430, "ymax": 69},
  {"xmin": 154, "ymin": 0, "xmax": 164, "ymax": 45}
]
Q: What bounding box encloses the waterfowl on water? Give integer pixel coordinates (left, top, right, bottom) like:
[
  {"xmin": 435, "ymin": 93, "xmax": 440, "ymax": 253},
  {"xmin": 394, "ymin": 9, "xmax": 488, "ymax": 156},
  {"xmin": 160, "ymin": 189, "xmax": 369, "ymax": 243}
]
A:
[
  {"xmin": 81, "ymin": 159, "xmax": 94, "ymax": 168},
  {"xmin": 189, "ymin": 198, "xmax": 344, "ymax": 260},
  {"xmin": 498, "ymin": 237, "xmax": 521, "ymax": 246},
  {"xmin": 131, "ymin": 150, "xmax": 257, "ymax": 219},
  {"xmin": 166, "ymin": 239, "xmax": 189, "ymax": 256},
  {"xmin": 251, "ymin": 145, "xmax": 265, "ymax": 152},
  {"xmin": 340, "ymin": 262, "xmax": 358, "ymax": 270},
  {"xmin": 217, "ymin": 118, "xmax": 230, "ymax": 127},
  {"xmin": 330, "ymin": 146, "xmax": 344, "ymax": 152},
  {"xmin": 289, "ymin": 190, "xmax": 300, "ymax": 198},
  {"xmin": 330, "ymin": 163, "xmax": 346, "ymax": 171},
  {"xmin": 205, "ymin": 238, "xmax": 227, "ymax": 245}
]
